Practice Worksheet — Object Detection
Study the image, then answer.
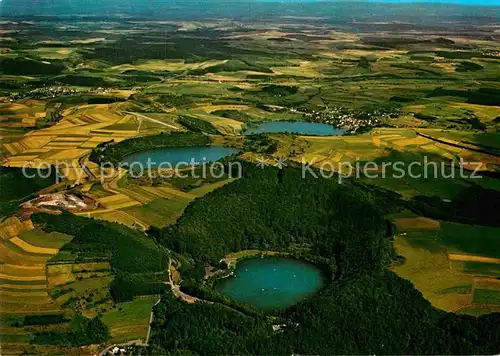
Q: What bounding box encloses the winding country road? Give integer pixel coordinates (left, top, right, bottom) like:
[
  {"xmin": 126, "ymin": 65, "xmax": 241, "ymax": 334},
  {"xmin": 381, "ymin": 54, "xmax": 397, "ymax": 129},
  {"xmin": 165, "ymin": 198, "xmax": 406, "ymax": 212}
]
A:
[
  {"xmin": 98, "ymin": 257, "xmax": 206, "ymax": 355},
  {"xmin": 166, "ymin": 258, "xmax": 209, "ymax": 304}
]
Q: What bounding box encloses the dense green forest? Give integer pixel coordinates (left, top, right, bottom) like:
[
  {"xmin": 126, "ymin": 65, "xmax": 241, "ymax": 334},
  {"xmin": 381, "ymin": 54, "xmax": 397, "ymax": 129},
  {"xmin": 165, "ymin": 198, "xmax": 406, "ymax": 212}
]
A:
[
  {"xmin": 140, "ymin": 163, "xmax": 500, "ymax": 355},
  {"xmin": 0, "ymin": 166, "xmax": 57, "ymax": 218},
  {"xmin": 141, "ymin": 272, "xmax": 500, "ymax": 355},
  {"xmin": 89, "ymin": 132, "xmax": 210, "ymax": 165},
  {"xmin": 157, "ymin": 162, "xmax": 397, "ymax": 278}
]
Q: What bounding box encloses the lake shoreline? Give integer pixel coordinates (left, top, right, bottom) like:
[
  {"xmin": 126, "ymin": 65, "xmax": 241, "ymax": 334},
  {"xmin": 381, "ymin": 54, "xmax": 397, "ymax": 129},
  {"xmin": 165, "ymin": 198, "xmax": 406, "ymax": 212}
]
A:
[
  {"xmin": 242, "ymin": 121, "xmax": 345, "ymax": 136},
  {"xmin": 204, "ymin": 250, "xmax": 281, "ymax": 280},
  {"xmin": 213, "ymin": 253, "xmax": 328, "ymax": 310}
]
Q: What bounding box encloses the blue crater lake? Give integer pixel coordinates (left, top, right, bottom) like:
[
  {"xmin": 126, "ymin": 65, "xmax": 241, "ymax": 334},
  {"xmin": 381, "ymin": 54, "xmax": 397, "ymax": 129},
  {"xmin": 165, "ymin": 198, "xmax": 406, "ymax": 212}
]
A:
[
  {"xmin": 215, "ymin": 256, "xmax": 326, "ymax": 310},
  {"xmin": 244, "ymin": 121, "xmax": 344, "ymax": 136},
  {"xmin": 122, "ymin": 146, "xmax": 239, "ymax": 168}
]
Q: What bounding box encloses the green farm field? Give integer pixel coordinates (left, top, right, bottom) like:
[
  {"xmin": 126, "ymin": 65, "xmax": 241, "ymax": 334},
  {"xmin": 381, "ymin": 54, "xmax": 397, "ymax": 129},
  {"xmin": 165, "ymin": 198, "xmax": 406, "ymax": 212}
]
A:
[{"xmin": 392, "ymin": 215, "xmax": 500, "ymax": 314}]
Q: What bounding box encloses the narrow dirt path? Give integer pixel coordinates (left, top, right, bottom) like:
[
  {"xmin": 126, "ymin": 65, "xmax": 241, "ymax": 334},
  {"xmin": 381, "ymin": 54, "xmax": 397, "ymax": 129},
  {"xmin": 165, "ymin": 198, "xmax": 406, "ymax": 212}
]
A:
[{"xmin": 122, "ymin": 111, "xmax": 180, "ymax": 130}]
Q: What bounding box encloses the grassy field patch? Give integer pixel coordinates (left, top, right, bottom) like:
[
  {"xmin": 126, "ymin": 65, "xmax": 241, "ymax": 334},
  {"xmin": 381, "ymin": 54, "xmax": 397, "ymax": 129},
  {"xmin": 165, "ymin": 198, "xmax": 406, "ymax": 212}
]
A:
[
  {"xmin": 437, "ymin": 285, "xmax": 473, "ymax": 295},
  {"xmin": 124, "ymin": 197, "xmax": 193, "ymax": 228},
  {"xmin": 19, "ymin": 229, "xmax": 72, "ymax": 250},
  {"xmin": 441, "ymin": 222, "xmax": 500, "ymax": 258},
  {"xmin": 453, "ymin": 261, "xmax": 500, "ymax": 277},
  {"xmin": 392, "ymin": 234, "xmax": 475, "ymax": 312},
  {"xmin": 99, "ymin": 295, "xmax": 157, "ymax": 343},
  {"xmin": 473, "ymin": 289, "xmax": 500, "ymax": 305},
  {"xmin": 394, "ymin": 217, "xmax": 440, "ymax": 230}
]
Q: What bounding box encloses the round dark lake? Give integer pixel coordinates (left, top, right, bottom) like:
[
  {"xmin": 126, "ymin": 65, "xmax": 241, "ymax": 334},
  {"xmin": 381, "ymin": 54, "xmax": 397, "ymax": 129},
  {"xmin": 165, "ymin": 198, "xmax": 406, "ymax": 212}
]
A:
[
  {"xmin": 121, "ymin": 146, "xmax": 238, "ymax": 168},
  {"xmin": 215, "ymin": 256, "xmax": 326, "ymax": 310},
  {"xmin": 243, "ymin": 121, "xmax": 344, "ymax": 136}
]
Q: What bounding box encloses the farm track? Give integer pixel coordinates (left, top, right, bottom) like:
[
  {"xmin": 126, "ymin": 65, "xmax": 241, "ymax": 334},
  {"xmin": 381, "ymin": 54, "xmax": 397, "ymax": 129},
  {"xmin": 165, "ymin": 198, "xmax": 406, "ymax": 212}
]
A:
[{"xmin": 122, "ymin": 112, "xmax": 180, "ymax": 130}]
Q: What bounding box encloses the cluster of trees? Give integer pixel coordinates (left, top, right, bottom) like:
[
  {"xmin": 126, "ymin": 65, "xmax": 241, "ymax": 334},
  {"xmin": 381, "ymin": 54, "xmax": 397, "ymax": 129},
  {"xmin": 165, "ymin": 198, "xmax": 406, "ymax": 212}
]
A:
[
  {"xmin": 35, "ymin": 104, "xmax": 63, "ymax": 129},
  {"xmin": 136, "ymin": 165, "xmax": 230, "ymax": 192},
  {"xmin": 447, "ymin": 117, "xmax": 486, "ymax": 131},
  {"xmin": 409, "ymin": 185, "xmax": 500, "ymax": 227},
  {"xmin": 110, "ymin": 272, "xmax": 168, "ymax": 303},
  {"xmin": 0, "ymin": 57, "xmax": 65, "ymax": 75},
  {"xmin": 9, "ymin": 314, "xmax": 69, "ymax": 327},
  {"xmin": 177, "ymin": 116, "xmax": 220, "ymax": 134},
  {"xmin": 456, "ymin": 61, "xmax": 484, "ymax": 72},
  {"xmin": 243, "ymin": 134, "xmax": 279, "ymax": 154},
  {"xmin": 360, "ymin": 36, "xmax": 434, "ymax": 47},
  {"xmin": 141, "ymin": 163, "xmax": 500, "ymax": 355},
  {"xmin": 33, "ymin": 315, "xmax": 109, "ymax": 347},
  {"xmin": 89, "ymin": 132, "xmax": 210, "ymax": 165},
  {"xmin": 390, "ymin": 63, "xmax": 442, "ymax": 76},
  {"xmin": 45, "ymin": 74, "xmax": 110, "ymax": 87},
  {"xmin": 434, "ymin": 50, "xmax": 485, "ymax": 59},
  {"xmin": 261, "ymin": 84, "xmax": 299, "ymax": 96},
  {"xmin": 212, "ymin": 109, "xmax": 254, "ymax": 122},
  {"xmin": 188, "ymin": 59, "xmax": 273, "ymax": 76},
  {"xmin": 32, "ymin": 212, "xmax": 166, "ymax": 273},
  {"xmin": 427, "ymin": 87, "xmax": 500, "ymax": 107},
  {"xmin": 153, "ymin": 93, "xmax": 200, "ymax": 108},
  {"xmin": 87, "ymin": 96, "xmax": 127, "ymax": 104}
]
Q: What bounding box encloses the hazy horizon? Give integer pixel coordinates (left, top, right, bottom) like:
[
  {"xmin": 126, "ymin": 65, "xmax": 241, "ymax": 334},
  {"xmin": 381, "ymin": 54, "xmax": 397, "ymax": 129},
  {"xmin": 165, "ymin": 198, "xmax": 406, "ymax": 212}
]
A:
[
  {"xmin": 1, "ymin": 0, "xmax": 499, "ymax": 17},
  {"xmin": 1, "ymin": 0, "xmax": 499, "ymax": 19}
]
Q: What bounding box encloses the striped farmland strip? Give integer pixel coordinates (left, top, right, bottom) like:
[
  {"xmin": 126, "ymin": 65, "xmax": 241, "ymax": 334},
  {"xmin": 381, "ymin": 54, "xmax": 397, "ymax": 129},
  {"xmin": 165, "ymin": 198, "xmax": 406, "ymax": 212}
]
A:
[{"xmin": 9, "ymin": 237, "xmax": 59, "ymax": 255}]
